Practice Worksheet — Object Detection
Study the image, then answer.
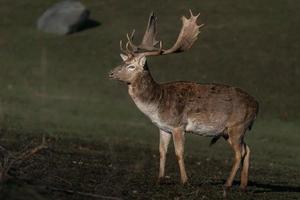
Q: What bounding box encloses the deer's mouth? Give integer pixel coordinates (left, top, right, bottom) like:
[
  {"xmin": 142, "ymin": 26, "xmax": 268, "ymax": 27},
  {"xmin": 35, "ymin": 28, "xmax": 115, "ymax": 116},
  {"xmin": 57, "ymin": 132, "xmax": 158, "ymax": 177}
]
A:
[
  {"xmin": 109, "ymin": 73, "xmax": 131, "ymax": 85},
  {"xmin": 109, "ymin": 71, "xmax": 118, "ymax": 80}
]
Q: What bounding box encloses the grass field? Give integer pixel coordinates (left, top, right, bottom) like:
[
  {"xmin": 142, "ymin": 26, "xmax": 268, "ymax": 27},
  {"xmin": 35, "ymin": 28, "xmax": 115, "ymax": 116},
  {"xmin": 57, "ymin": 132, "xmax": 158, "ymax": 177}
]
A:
[{"xmin": 0, "ymin": 0, "xmax": 299, "ymax": 199}]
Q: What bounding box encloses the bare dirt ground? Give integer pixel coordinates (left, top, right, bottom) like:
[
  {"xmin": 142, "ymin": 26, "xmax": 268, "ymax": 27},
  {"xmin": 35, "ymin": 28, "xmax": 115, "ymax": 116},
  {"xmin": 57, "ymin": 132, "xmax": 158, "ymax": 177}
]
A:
[{"xmin": 0, "ymin": 131, "xmax": 299, "ymax": 200}]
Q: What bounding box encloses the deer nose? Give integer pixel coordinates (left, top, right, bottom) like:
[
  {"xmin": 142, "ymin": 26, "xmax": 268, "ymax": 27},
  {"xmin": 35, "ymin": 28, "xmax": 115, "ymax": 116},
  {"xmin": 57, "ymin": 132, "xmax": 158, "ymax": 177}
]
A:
[{"xmin": 109, "ymin": 71, "xmax": 115, "ymax": 78}]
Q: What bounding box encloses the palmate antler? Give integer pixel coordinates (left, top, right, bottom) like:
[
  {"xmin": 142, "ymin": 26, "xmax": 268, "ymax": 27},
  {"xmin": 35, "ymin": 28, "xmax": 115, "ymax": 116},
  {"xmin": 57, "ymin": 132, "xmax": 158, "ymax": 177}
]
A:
[{"xmin": 120, "ymin": 10, "xmax": 204, "ymax": 58}]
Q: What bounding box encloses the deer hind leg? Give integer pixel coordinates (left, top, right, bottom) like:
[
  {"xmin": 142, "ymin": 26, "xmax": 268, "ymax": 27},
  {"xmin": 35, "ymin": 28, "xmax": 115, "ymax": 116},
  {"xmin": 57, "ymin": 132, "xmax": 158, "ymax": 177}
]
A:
[
  {"xmin": 240, "ymin": 143, "xmax": 250, "ymax": 190},
  {"xmin": 172, "ymin": 127, "xmax": 188, "ymax": 184},
  {"xmin": 158, "ymin": 129, "xmax": 171, "ymax": 180},
  {"xmin": 224, "ymin": 126, "xmax": 245, "ymax": 189}
]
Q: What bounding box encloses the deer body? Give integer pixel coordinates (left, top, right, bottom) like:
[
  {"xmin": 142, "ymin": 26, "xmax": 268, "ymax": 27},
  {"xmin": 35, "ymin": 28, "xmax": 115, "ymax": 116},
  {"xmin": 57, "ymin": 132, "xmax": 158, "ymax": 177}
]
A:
[
  {"xmin": 129, "ymin": 72, "xmax": 257, "ymax": 137},
  {"xmin": 109, "ymin": 11, "xmax": 258, "ymax": 194}
]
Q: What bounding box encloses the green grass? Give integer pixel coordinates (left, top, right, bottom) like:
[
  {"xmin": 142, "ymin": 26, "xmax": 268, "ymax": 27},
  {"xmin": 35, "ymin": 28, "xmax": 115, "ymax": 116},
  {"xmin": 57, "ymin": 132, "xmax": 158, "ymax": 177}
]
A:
[
  {"xmin": 0, "ymin": 0, "xmax": 299, "ymax": 133},
  {"xmin": 0, "ymin": 0, "xmax": 299, "ymax": 199}
]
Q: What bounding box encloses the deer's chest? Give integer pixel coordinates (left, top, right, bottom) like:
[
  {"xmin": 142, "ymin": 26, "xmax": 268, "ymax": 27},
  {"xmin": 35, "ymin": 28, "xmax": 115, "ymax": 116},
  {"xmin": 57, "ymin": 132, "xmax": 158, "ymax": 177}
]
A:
[{"xmin": 129, "ymin": 89, "xmax": 172, "ymax": 133}]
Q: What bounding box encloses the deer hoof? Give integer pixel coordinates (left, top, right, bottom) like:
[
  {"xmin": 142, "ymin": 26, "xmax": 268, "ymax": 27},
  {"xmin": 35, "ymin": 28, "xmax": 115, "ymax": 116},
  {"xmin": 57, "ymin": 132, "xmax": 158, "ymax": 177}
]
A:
[
  {"xmin": 239, "ymin": 185, "xmax": 248, "ymax": 193},
  {"xmin": 157, "ymin": 177, "xmax": 166, "ymax": 185},
  {"xmin": 222, "ymin": 185, "xmax": 231, "ymax": 198},
  {"xmin": 181, "ymin": 180, "xmax": 190, "ymax": 186}
]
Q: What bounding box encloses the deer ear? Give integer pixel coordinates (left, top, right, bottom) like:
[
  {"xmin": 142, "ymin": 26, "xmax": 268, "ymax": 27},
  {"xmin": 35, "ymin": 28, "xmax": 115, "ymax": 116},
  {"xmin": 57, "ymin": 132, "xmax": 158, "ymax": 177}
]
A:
[
  {"xmin": 138, "ymin": 56, "xmax": 147, "ymax": 66},
  {"xmin": 120, "ymin": 54, "xmax": 129, "ymax": 61}
]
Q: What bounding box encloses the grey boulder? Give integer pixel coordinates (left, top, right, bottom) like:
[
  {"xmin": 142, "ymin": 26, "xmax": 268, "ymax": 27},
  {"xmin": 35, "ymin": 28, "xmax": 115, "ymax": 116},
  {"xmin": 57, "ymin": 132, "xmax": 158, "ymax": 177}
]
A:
[{"xmin": 37, "ymin": 0, "xmax": 90, "ymax": 35}]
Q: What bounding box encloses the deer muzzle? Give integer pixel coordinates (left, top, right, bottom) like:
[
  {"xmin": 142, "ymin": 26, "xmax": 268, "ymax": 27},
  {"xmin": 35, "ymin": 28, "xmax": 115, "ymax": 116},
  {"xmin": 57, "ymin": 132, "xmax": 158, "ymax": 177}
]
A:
[{"xmin": 109, "ymin": 66, "xmax": 122, "ymax": 80}]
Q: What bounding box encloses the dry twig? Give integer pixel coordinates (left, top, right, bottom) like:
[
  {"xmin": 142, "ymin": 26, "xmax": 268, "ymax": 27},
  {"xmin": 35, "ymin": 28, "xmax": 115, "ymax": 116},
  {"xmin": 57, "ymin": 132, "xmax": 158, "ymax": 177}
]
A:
[{"xmin": 0, "ymin": 135, "xmax": 47, "ymax": 183}]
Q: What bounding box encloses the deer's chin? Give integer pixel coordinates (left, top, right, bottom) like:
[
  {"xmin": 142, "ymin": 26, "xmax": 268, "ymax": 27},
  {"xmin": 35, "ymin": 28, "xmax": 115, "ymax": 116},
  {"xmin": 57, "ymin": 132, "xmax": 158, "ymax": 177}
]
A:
[
  {"xmin": 113, "ymin": 78, "xmax": 130, "ymax": 85},
  {"xmin": 109, "ymin": 76, "xmax": 123, "ymax": 82},
  {"xmin": 115, "ymin": 77, "xmax": 131, "ymax": 85}
]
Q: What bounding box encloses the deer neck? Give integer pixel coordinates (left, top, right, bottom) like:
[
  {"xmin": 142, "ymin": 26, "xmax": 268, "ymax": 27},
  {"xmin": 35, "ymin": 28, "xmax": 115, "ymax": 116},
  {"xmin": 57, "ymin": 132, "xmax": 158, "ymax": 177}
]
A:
[{"xmin": 128, "ymin": 70, "xmax": 161, "ymax": 110}]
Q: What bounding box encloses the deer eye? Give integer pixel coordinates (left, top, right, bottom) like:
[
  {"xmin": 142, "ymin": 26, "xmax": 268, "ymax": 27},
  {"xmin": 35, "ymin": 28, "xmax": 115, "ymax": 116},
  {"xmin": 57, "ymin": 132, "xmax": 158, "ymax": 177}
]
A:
[{"xmin": 127, "ymin": 65, "xmax": 136, "ymax": 70}]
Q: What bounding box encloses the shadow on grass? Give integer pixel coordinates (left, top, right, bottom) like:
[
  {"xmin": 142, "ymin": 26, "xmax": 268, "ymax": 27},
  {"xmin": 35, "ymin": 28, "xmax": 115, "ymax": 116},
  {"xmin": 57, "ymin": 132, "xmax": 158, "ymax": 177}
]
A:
[
  {"xmin": 78, "ymin": 19, "xmax": 101, "ymax": 32},
  {"xmin": 213, "ymin": 180, "xmax": 300, "ymax": 193},
  {"xmin": 248, "ymin": 181, "xmax": 300, "ymax": 193}
]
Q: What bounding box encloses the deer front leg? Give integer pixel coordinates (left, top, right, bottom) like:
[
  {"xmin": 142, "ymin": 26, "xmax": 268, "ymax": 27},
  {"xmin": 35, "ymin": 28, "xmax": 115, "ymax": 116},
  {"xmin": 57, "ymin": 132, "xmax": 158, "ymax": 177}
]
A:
[
  {"xmin": 172, "ymin": 127, "xmax": 188, "ymax": 184},
  {"xmin": 158, "ymin": 129, "xmax": 171, "ymax": 180}
]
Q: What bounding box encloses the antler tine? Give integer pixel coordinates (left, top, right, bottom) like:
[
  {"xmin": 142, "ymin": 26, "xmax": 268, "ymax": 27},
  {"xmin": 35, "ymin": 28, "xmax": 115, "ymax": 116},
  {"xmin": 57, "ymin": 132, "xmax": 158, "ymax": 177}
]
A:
[
  {"xmin": 120, "ymin": 40, "xmax": 133, "ymax": 56},
  {"xmin": 189, "ymin": 9, "xmax": 194, "ymax": 17},
  {"xmin": 120, "ymin": 40, "xmax": 127, "ymax": 54},
  {"xmin": 189, "ymin": 9, "xmax": 200, "ymax": 18},
  {"xmin": 159, "ymin": 41, "xmax": 163, "ymax": 51},
  {"xmin": 125, "ymin": 41, "xmax": 131, "ymax": 52},
  {"xmin": 126, "ymin": 30, "xmax": 138, "ymax": 52},
  {"xmin": 130, "ymin": 29, "xmax": 135, "ymax": 39}
]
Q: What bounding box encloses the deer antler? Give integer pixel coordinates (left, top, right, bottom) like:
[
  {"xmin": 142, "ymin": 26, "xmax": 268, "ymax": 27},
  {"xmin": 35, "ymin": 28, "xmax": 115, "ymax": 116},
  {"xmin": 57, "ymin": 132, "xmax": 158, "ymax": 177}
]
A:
[
  {"xmin": 138, "ymin": 11, "xmax": 161, "ymax": 51},
  {"xmin": 120, "ymin": 10, "xmax": 204, "ymax": 57},
  {"xmin": 162, "ymin": 10, "xmax": 204, "ymax": 54},
  {"xmin": 120, "ymin": 12, "xmax": 162, "ymax": 56}
]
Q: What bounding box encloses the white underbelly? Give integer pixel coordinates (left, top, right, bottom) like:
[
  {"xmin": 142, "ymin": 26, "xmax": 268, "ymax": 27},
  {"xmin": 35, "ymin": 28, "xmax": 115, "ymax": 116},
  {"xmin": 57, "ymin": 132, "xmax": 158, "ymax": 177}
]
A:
[
  {"xmin": 151, "ymin": 119, "xmax": 173, "ymax": 133},
  {"xmin": 185, "ymin": 118, "xmax": 224, "ymax": 136}
]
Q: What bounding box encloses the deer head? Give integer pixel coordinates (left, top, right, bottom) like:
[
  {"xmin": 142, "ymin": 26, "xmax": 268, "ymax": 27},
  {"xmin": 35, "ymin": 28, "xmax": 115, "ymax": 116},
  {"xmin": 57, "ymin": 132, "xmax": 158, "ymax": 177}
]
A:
[
  {"xmin": 109, "ymin": 54, "xmax": 147, "ymax": 84},
  {"xmin": 109, "ymin": 10, "xmax": 204, "ymax": 84}
]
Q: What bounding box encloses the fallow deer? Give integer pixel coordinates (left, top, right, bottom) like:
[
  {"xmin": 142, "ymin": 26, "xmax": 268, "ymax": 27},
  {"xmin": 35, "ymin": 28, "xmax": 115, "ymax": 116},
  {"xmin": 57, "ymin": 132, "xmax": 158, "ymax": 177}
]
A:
[{"xmin": 109, "ymin": 10, "xmax": 259, "ymax": 193}]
